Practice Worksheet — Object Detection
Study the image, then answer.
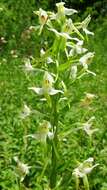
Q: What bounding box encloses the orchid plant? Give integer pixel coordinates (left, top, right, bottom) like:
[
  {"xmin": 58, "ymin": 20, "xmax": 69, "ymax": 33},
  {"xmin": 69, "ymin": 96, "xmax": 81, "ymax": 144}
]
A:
[
  {"xmin": 72, "ymin": 157, "xmax": 99, "ymax": 190},
  {"xmin": 16, "ymin": 2, "xmax": 98, "ymax": 189}
]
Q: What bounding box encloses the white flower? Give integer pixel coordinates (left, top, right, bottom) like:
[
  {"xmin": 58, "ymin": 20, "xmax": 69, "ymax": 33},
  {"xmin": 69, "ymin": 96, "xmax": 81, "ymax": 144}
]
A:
[
  {"xmin": 29, "ymin": 72, "xmax": 63, "ymax": 96},
  {"xmin": 62, "ymin": 19, "xmax": 73, "ymax": 34},
  {"xmin": 36, "ymin": 8, "xmax": 48, "ymax": 25},
  {"xmin": 40, "ymin": 48, "xmax": 45, "ymax": 57},
  {"xmin": 85, "ymin": 93, "xmax": 96, "ymax": 100},
  {"xmin": 75, "ymin": 40, "xmax": 87, "ymax": 54},
  {"xmin": 63, "ymin": 19, "xmax": 84, "ymax": 40},
  {"xmin": 48, "ymin": 131, "xmax": 54, "ymax": 140},
  {"xmin": 10, "ymin": 50, "xmax": 18, "ymax": 58},
  {"xmin": 79, "ymin": 52, "xmax": 95, "ymax": 69},
  {"xmin": 26, "ymin": 121, "xmax": 54, "ymax": 143},
  {"xmin": 42, "ymin": 71, "xmax": 54, "ymax": 89},
  {"xmin": 56, "ymin": 2, "xmax": 77, "ymax": 19},
  {"xmin": 69, "ymin": 40, "xmax": 87, "ymax": 56},
  {"xmin": 81, "ymin": 15, "xmax": 94, "ymax": 35},
  {"xmin": 82, "ymin": 15, "xmax": 91, "ymax": 28},
  {"xmin": 0, "ymin": 37, "xmax": 7, "ymax": 43},
  {"xmin": 49, "ymin": 19, "xmax": 83, "ymax": 40},
  {"xmin": 70, "ymin": 65, "xmax": 77, "ymax": 79},
  {"xmin": 72, "ymin": 157, "xmax": 99, "ymax": 178},
  {"xmin": 23, "ymin": 58, "xmax": 34, "ymax": 72},
  {"xmin": 47, "ymin": 12, "xmax": 57, "ymax": 20},
  {"xmin": 81, "ymin": 93, "xmax": 96, "ymax": 106},
  {"xmin": 13, "ymin": 156, "xmax": 30, "ymax": 182},
  {"xmin": 34, "ymin": 8, "xmax": 48, "ymax": 34},
  {"xmin": 56, "ymin": 2, "xmax": 65, "ymax": 18},
  {"xmin": 20, "ymin": 104, "xmax": 31, "ymax": 119},
  {"xmin": 46, "ymin": 57, "xmax": 53, "ymax": 64},
  {"xmin": 82, "ymin": 116, "xmax": 99, "ymax": 136}
]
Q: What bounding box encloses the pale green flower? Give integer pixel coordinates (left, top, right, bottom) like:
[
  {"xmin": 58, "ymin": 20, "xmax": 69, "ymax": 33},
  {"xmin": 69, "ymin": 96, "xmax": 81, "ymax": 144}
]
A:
[
  {"xmin": 69, "ymin": 40, "xmax": 87, "ymax": 56},
  {"xmin": 56, "ymin": 2, "xmax": 65, "ymax": 18},
  {"xmin": 0, "ymin": 37, "xmax": 7, "ymax": 43},
  {"xmin": 40, "ymin": 49, "xmax": 53, "ymax": 63},
  {"xmin": 56, "ymin": 2, "xmax": 77, "ymax": 19},
  {"xmin": 14, "ymin": 156, "xmax": 31, "ymax": 182},
  {"xmin": 70, "ymin": 65, "xmax": 77, "ymax": 79},
  {"xmin": 81, "ymin": 15, "xmax": 94, "ymax": 35},
  {"xmin": 34, "ymin": 8, "xmax": 48, "ymax": 34},
  {"xmin": 20, "ymin": 104, "xmax": 31, "ymax": 119},
  {"xmin": 29, "ymin": 72, "xmax": 63, "ymax": 96},
  {"xmin": 82, "ymin": 116, "xmax": 99, "ymax": 136},
  {"xmin": 26, "ymin": 121, "xmax": 54, "ymax": 143},
  {"xmin": 73, "ymin": 157, "xmax": 99, "ymax": 178},
  {"xmin": 23, "ymin": 58, "xmax": 34, "ymax": 72},
  {"xmin": 79, "ymin": 52, "xmax": 95, "ymax": 69},
  {"xmin": 83, "ymin": 123, "xmax": 98, "ymax": 136},
  {"xmin": 10, "ymin": 49, "xmax": 18, "ymax": 58},
  {"xmin": 40, "ymin": 48, "xmax": 45, "ymax": 57},
  {"xmin": 81, "ymin": 93, "xmax": 96, "ymax": 106},
  {"xmin": 46, "ymin": 57, "xmax": 53, "ymax": 64},
  {"xmin": 35, "ymin": 8, "xmax": 48, "ymax": 25},
  {"xmin": 85, "ymin": 93, "xmax": 96, "ymax": 100},
  {"xmin": 63, "ymin": 19, "xmax": 84, "ymax": 39}
]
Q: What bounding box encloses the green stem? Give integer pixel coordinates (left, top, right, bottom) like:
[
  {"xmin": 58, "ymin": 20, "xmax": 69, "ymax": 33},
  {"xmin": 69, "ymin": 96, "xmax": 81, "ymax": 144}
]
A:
[
  {"xmin": 38, "ymin": 159, "xmax": 49, "ymax": 183},
  {"xmin": 75, "ymin": 177, "xmax": 79, "ymax": 190},
  {"xmin": 83, "ymin": 175, "xmax": 90, "ymax": 190},
  {"xmin": 50, "ymin": 97, "xmax": 58, "ymax": 189}
]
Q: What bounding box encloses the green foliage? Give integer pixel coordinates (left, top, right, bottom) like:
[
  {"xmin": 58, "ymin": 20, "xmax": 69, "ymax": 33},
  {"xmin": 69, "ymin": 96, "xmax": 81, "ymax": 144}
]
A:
[{"xmin": 0, "ymin": 0, "xmax": 40, "ymax": 57}]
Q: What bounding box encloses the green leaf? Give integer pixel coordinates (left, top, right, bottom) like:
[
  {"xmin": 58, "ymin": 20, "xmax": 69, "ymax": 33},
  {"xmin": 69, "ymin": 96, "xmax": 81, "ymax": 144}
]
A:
[{"xmin": 58, "ymin": 59, "xmax": 78, "ymax": 71}]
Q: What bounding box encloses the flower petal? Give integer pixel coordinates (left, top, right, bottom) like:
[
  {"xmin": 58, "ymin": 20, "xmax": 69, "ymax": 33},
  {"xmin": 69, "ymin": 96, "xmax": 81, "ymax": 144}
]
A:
[
  {"xmin": 65, "ymin": 8, "xmax": 78, "ymax": 15},
  {"xmin": 49, "ymin": 28, "xmax": 71, "ymax": 39},
  {"xmin": 83, "ymin": 28, "xmax": 94, "ymax": 35},
  {"xmin": 29, "ymin": 87, "xmax": 43, "ymax": 95},
  {"xmin": 49, "ymin": 88, "xmax": 63, "ymax": 95},
  {"xmin": 86, "ymin": 70, "xmax": 96, "ymax": 76}
]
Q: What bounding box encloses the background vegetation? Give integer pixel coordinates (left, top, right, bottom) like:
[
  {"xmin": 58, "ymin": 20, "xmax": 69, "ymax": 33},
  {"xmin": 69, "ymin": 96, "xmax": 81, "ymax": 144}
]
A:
[{"xmin": 0, "ymin": 0, "xmax": 107, "ymax": 190}]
